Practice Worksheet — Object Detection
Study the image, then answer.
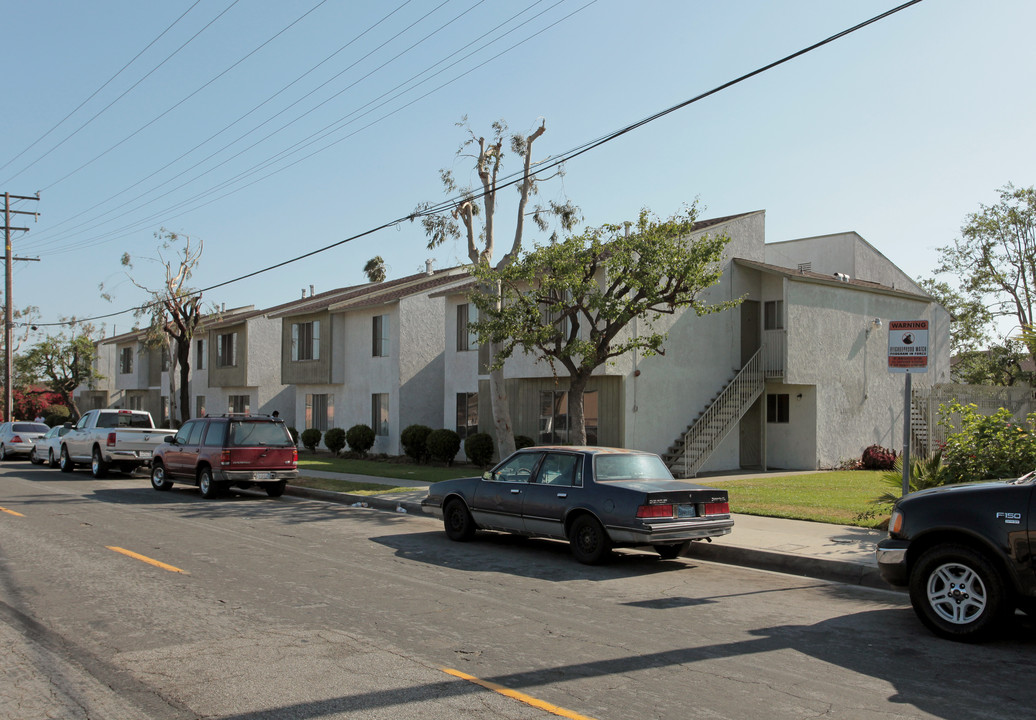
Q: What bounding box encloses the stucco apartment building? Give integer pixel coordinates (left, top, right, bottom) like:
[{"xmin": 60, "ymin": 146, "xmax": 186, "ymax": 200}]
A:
[{"xmin": 78, "ymin": 209, "xmax": 949, "ymax": 473}]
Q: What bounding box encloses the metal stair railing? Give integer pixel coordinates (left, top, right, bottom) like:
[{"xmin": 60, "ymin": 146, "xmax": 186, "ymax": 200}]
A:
[{"xmin": 674, "ymin": 349, "xmax": 765, "ymax": 478}]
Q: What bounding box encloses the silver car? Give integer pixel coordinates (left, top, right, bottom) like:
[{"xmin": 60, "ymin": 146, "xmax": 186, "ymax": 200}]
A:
[
  {"xmin": 0, "ymin": 421, "xmax": 51, "ymax": 460},
  {"xmin": 30, "ymin": 424, "xmax": 71, "ymax": 467}
]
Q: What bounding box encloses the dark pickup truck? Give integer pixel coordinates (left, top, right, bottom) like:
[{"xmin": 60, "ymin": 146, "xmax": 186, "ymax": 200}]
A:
[{"xmin": 876, "ymin": 473, "xmax": 1036, "ymax": 642}]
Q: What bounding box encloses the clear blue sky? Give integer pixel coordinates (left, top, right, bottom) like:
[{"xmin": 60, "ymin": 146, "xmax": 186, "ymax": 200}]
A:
[{"xmin": 3, "ymin": 0, "xmax": 1034, "ymax": 336}]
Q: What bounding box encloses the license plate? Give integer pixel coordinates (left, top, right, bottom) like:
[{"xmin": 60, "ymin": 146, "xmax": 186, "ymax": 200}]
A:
[
  {"xmin": 254, "ymin": 472, "xmax": 273, "ymax": 480},
  {"xmin": 677, "ymin": 504, "xmax": 697, "ymax": 518},
  {"xmin": 139, "ymin": 451, "xmax": 152, "ymax": 458}
]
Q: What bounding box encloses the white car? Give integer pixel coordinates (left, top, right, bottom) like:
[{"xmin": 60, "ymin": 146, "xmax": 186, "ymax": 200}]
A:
[
  {"xmin": 0, "ymin": 421, "xmax": 51, "ymax": 461},
  {"xmin": 30, "ymin": 425, "xmax": 71, "ymax": 467}
]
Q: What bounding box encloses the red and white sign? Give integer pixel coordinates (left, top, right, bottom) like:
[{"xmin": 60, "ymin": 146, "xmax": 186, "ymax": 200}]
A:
[{"xmin": 888, "ymin": 320, "xmax": 929, "ymax": 373}]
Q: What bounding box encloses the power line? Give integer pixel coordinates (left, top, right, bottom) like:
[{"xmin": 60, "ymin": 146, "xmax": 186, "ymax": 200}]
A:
[{"xmin": 30, "ymin": 0, "xmax": 926, "ymax": 328}]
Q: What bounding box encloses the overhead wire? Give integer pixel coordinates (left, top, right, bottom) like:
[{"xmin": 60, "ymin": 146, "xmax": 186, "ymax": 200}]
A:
[{"xmin": 31, "ymin": 0, "xmax": 925, "ymax": 327}]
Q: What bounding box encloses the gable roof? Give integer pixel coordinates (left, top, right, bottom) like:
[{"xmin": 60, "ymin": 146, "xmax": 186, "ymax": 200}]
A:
[{"xmin": 733, "ymin": 258, "xmax": 933, "ymax": 301}]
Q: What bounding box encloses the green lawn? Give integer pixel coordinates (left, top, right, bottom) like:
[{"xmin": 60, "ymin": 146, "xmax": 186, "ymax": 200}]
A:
[
  {"xmin": 715, "ymin": 471, "xmax": 891, "ymax": 528},
  {"xmin": 297, "ymin": 454, "xmax": 479, "ymax": 483}
]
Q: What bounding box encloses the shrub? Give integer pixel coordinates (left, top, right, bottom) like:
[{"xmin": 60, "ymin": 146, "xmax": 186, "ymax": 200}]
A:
[
  {"xmin": 514, "ymin": 434, "xmax": 535, "ymax": 450},
  {"xmin": 874, "ymin": 451, "xmax": 951, "ymax": 504},
  {"xmin": 44, "ymin": 405, "xmax": 71, "ymax": 427},
  {"xmin": 287, "ymin": 426, "xmax": 299, "ymax": 445},
  {"xmin": 465, "ymin": 432, "xmax": 495, "ymax": 468},
  {"xmin": 346, "ymin": 424, "xmax": 376, "ymax": 456},
  {"xmin": 400, "ymin": 424, "xmax": 433, "ymax": 463},
  {"xmin": 861, "ymin": 444, "xmax": 897, "ymax": 470},
  {"xmin": 940, "ymin": 401, "xmax": 1036, "ymax": 483},
  {"xmin": 427, "ymin": 429, "xmax": 461, "ymax": 465},
  {"xmin": 323, "ymin": 427, "xmax": 347, "ymax": 456},
  {"xmin": 300, "ymin": 428, "xmax": 322, "ymax": 452}
]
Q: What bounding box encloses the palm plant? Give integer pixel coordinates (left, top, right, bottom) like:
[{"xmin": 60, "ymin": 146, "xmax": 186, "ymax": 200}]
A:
[{"xmin": 874, "ymin": 451, "xmax": 951, "ymax": 504}]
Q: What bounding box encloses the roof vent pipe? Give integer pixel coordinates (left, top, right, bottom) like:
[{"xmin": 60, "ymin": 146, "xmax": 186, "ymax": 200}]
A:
[
  {"xmin": 426, "ymin": 259, "xmax": 434, "ymax": 275},
  {"xmin": 310, "ymin": 284, "xmax": 315, "ymax": 296},
  {"xmin": 301, "ymin": 289, "xmax": 306, "ymax": 298},
  {"xmin": 834, "ymin": 272, "xmax": 851, "ymax": 283}
]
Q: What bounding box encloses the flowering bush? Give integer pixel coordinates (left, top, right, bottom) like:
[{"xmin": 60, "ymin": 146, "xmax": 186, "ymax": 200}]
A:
[
  {"xmin": 861, "ymin": 444, "xmax": 897, "ymax": 470},
  {"xmin": 940, "ymin": 401, "xmax": 1036, "ymax": 483}
]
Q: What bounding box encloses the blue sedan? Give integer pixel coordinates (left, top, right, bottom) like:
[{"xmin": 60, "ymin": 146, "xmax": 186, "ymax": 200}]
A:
[{"xmin": 422, "ymin": 446, "xmax": 734, "ymax": 564}]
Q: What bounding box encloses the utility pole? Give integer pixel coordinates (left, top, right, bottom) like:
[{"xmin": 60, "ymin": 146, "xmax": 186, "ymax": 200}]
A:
[{"xmin": 3, "ymin": 192, "xmax": 40, "ymax": 421}]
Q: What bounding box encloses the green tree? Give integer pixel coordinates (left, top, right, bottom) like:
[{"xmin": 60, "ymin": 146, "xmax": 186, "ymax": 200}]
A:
[
  {"xmin": 15, "ymin": 321, "xmax": 101, "ymax": 422},
  {"xmin": 363, "ymin": 256, "xmax": 386, "ymax": 283},
  {"xmin": 931, "ymin": 184, "xmax": 1036, "ymax": 373},
  {"xmin": 414, "ymin": 118, "xmax": 578, "ymax": 460},
  {"xmin": 469, "ymin": 205, "xmax": 737, "ymax": 445}
]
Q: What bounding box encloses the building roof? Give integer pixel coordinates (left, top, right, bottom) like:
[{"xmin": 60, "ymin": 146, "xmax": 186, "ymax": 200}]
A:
[{"xmin": 733, "ymin": 257, "xmax": 933, "ymax": 301}]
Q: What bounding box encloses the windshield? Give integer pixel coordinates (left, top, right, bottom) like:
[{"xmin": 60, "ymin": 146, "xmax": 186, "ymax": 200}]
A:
[
  {"xmin": 594, "ymin": 454, "xmax": 673, "ymax": 481},
  {"xmin": 228, "ymin": 421, "xmax": 293, "ymax": 447}
]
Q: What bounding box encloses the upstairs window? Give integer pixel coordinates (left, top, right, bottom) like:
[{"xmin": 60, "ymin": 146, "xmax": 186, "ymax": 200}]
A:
[
  {"xmin": 196, "ymin": 339, "xmax": 206, "ymax": 370},
  {"xmin": 217, "ymin": 332, "xmax": 237, "ymax": 367},
  {"xmin": 292, "ymin": 320, "xmax": 321, "ymax": 361},
  {"xmin": 372, "ymin": 315, "xmax": 388, "ymax": 357},
  {"xmin": 119, "ymin": 347, "xmax": 133, "ymax": 374},
  {"xmin": 456, "ymin": 304, "xmax": 478, "ymax": 351}
]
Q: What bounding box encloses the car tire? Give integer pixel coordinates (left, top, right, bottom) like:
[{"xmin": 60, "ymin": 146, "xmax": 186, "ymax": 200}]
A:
[
  {"xmin": 265, "ymin": 481, "xmax": 286, "ymax": 498},
  {"xmin": 569, "ymin": 515, "xmax": 612, "ymax": 565},
  {"xmin": 150, "ymin": 462, "xmax": 173, "ymax": 491},
  {"xmin": 908, "ymin": 543, "xmax": 1009, "ymax": 642},
  {"xmin": 443, "ymin": 498, "xmax": 476, "ymax": 541},
  {"xmin": 48, "ymin": 449, "xmax": 59, "ymax": 468},
  {"xmin": 654, "ymin": 542, "xmax": 688, "ymax": 560},
  {"xmin": 29, "ymin": 447, "xmax": 38, "ymax": 464},
  {"xmin": 59, "ymin": 446, "xmax": 75, "ymax": 473},
  {"xmin": 198, "ymin": 468, "xmax": 221, "ymax": 499},
  {"xmin": 91, "ymin": 448, "xmax": 108, "ymax": 479},
  {"xmin": 0, "ymin": 444, "xmax": 7, "ymax": 461}
]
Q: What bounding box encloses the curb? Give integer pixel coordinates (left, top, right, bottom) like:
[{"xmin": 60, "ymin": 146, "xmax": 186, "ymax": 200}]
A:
[{"xmin": 285, "ymin": 484, "xmax": 893, "ymax": 591}]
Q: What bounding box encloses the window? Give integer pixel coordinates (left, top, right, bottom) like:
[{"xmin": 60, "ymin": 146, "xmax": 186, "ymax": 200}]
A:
[
  {"xmin": 120, "ymin": 347, "xmax": 133, "ymax": 374},
  {"xmin": 228, "ymin": 394, "xmax": 250, "ymax": 414},
  {"xmin": 456, "ymin": 392, "xmax": 478, "ymax": 438},
  {"xmin": 186, "ymin": 421, "xmax": 206, "ymax": 445},
  {"xmin": 196, "ymin": 339, "xmax": 205, "ymax": 370},
  {"xmin": 292, "ymin": 320, "xmax": 321, "ymax": 361},
  {"xmin": 764, "ymin": 300, "xmax": 784, "ymax": 330},
  {"xmin": 539, "ymin": 390, "xmax": 598, "ymax": 444},
  {"xmin": 372, "ymin": 315, "xmax": 389, "ymax": 357},
  {"xmin": 372, "ymin": 393, "xmax": 389, "ymax": 436},
  {"xmin": 161, "ymin": 397, "xmax": 169, "ymax": 426},
  {"xmin": 305, "ymin": 393, "xmax": 334, "ymax": 431},
  {"xmin": 173, "ymin": 420, "xmax": 196, "ymax": 445},
  {"xmin": 767, "ymin": 393, "xmax": 790, "ymax": 423},
  {"xmin": 217, "ymin": 332, "xmax": 237, "ymax": 367},
  {"xmin": 543, "ymin": 291, "xmax": 572, "ymax": 341},
  {"xmin": 535, "ymin": 452, "xmax": 583, "ymax": 487},
  {"xmin": 490, "ymin": 451, "xmax": 543, "ymax": 483},
  {"xmin": 161, "ymin": 345, "xmax": 170, "ymax": 372},
  {"xmin": 456, "ymin": 304, "xmax": 478, "ymax": 351},
  {"xmin": 196, "ymin": 396, "xmax": 206, "ymax": 418},
  {"xmin": 127, "ymin": 395, "xmax": 143, "ymax": 410},
  {"xmin": 203, "ymin": 421, "xmax": 227, "ymax": 446}
]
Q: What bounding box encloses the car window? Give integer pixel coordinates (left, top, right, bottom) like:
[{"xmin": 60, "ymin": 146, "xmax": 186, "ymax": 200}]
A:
[
  {"xmin": 186, "ymin": 421, "xmax": 206, "ymax": 445},
  {"xmin": 44, "ymin": 427, "xmax": 59, "ymax": 439},
  {"xmin": 534, "ymin": 452, "xmax": 582, "ymax": 487},
  {"xmin": 174, "ymin": 421, "xmax": 196, "ymax": 445},
  {"xmin": 594, "ymin": 454, "xmax": 672, "ymax": 481},
  {"xmin": 490, "ymin": 452, "xmax": 543, "ymax": 483},
  {"xmin": 228, "ymin": 421, "xmax": 292, "ymax": 447},
  {"xmin": 14, "ymin": 423, "xmax": 49, "ymax": 433},
  {"xmin": 203, "ymin": 421, "xmax": 227, "ymax": 447}
]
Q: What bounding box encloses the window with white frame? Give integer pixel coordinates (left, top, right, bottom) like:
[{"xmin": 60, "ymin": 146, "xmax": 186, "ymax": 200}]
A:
[
  {"xmin": 767, "ymin": 393, "xmax": 789, "ymax": 423},
  {"xmin": 196, "ymin": 339, "xmax": 205, "ymax": 370},
  {"xmin": 539, "ymin": 390, "xmax": 598, "ymax": 445},
  {"xmin": 372, "ymin": 315, "xmax": 388, "ymax": 357},
  {"xmin": 456, "ymin": 392, "xmax": 478, "ymax": 438},
  {"xmin": 372, "ymin": 393, "xmax": 389, "ymax": 436},
  {"xmin": 228, "ymin": 395, "xmax": 250, "ymax": 414},
  {"xmin": 292, "ymin": 320, "xmax": 321, "ymax": 361},
  {"xmin": 305, "ymin": 393, "xmax": 333, "ymax": 431},
  {"xmin": 217, "ymin": 332, "xmax": 237, "ymax": 367},
  {"xmin": 128, "ymin": 395, "xmax": 143, "ymax": 410},
  {"xmin": 456, "ymin": 304, "xmax": 478, "ymax": 351},
  {"xmin": 119, "ymin": 347, "xmax": 133, "ymax": 374}
]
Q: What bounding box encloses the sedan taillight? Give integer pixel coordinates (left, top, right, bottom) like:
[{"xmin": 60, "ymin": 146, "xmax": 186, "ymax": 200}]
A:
[
  {"xmin": 637, "ymin": 504, "xmax": 674, "ymax": 518},
  {"xmin": 10, "ymin": 435, "xmax": 21, "ymax": 443},
  {"xmin": 703, "ymin": 502, "xmax": 730, "ymax": 516}
]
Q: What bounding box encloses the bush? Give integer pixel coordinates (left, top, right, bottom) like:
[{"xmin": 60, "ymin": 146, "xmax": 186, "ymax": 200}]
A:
[
  {"xmin": 427, "ymin": 429, "xmax": 461, "ymax": 465},
  {"xmin": 300, "ymin": 428, "xmax": 322, "ymax": 452},
  {"xmin": 940, "ymin": 401, "xmax": 1036, "ymax": 483},
  {"xmin": 400, "ymin": 424, "xmax": 433, "ymax": 463},
  {"xmin": 44, "ymin": 405, "xmax": 71, "ymax": 427},
  {"xmin": 287, "ymin": 426, "xmax": 299, "ymax": 445},
  {"xmin": 324, "ymin": 427, "xmax": 347, "ymax": 456},
  {"xmin": 465, "ymin": 432, "xmax": 495, "ymax": 468},
  {"xmin": 861, "ymin": 444, "xmax": 897, "ymax": 470},
  {"xmin": 514, "ymin": 434, "xmax": 535, "ymax": 450},
  {"xmin": 346, "ymin": 424, "xmax": 376, "ymax": 456}
]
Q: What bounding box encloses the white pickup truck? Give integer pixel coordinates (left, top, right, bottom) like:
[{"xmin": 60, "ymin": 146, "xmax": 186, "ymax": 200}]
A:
[{"xmin": 59, "ymin": 409, "xmax": 175, "ymax": 479}]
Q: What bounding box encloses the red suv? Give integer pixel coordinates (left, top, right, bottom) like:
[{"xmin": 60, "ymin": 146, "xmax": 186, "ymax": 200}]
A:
[{"xmin": 150, "ymin": 414, "xmax": 298, "ymax": 499}]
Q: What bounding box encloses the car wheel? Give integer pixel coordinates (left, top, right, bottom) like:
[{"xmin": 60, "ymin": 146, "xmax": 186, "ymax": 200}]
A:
[
  {"xmin": 29, "ymin": 447, "xmax": 38, "ymax": 464},
  {"xmin": 443, "ymin": 498, "xmax": 476, "ymax": 541},
  {"xmin": 59, "ymin": 446, "xmax": 75, "ymax": 473},
  {"xmin": 265, "ymin": 481, "xmax": 286, "ymax": 498},
  {"xmin": 0, "ymin": 444, "xmax": 7, "ymax": 461},
  {"xmin": 48, "ymin": 449, "xmax": 59, "ymax": 468},
  {"xmin": 908, "ymin": 543, "xmax": 1009, "ymax": 642},
  {"xmin": 150, "ymin": 462, "xmax": 173, "ymax": 491},
  {"xmin": 91, "ymin": 448, "xmax": 108, "ymax": 479},
  {"xmin": 654, "ymin": 542, "xmax": 688, "ymax": 560},
  {"xmin": 198, "ymin": 468, "xmax": 221, "ymax": 499},
  {"xmin": 569, "ymin": 515, "xmax": 612, "ymax": 565}
]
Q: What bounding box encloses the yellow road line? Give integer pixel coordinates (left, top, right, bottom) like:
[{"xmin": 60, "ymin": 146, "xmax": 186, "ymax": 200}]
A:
[
  {"xmin": 0, "ymin": 506, "xmax": 25, "ymax": 517},
  {"xmin": 106, "ymin": 546, "xmax": 188, "ymax": 574},
  {"xmin": 441, "ymin": 667, "xmax": 598, "ymax": 720}
]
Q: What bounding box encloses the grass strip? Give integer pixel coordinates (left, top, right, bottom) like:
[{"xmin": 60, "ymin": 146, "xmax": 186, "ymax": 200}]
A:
[{"xmin": 293, "ymin": 476, "xmax": 421, "ymax": 496}]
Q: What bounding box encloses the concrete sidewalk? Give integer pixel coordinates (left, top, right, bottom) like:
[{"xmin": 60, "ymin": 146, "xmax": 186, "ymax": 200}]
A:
[{"xmin": 286, "ymin": 470, "xmax": 892, "ymax": 591}]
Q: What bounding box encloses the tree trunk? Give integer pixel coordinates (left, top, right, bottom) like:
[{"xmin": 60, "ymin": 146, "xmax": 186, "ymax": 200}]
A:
[
  {"xmin": 166, "ymin": 336, "xmax": 178, "ymax": 426},
  {"xmin": 177, "ymin": 340, "xmax": 191, "ymax": 422},
  {"xmin": 489, "ymin": 344, "xmax": 516, "ymax": 460},
  {"xmin": 567, "ymin": 371, "xmax": 591, "ymax": 446}
]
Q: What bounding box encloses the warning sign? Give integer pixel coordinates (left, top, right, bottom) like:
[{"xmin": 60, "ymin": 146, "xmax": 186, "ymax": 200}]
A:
[{"xmin": 888, "ymin": 320, "xmax": 929, "ymax": 373}]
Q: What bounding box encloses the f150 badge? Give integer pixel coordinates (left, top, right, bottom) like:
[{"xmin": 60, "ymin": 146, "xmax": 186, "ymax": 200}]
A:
[{"xmin": 996, "ymin": 512, "xmax": 1022, "ymax": 525}]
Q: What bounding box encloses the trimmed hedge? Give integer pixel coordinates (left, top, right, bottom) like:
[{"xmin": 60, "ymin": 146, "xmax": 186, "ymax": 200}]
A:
[
  {"xmin": 346, "ymin": 424, "xmax": 376, "ymax": 456},
  {"xmin": 300, "ymin": 428, "xmax": 322, "ymax": 452},
  {"xmin": 401, "ymin": 424, "xmax": 432, "ymax": 463},
  {"xmin": 324, "ymin": 427, "xmax": 347, "ymax": 456},
  {"xmin": 465, "ymin": 432, "xmax": 495, "ymax": 468},
  {"xmin": 427, "ymin": 429, "xmax": 461, "ymax": 465}
]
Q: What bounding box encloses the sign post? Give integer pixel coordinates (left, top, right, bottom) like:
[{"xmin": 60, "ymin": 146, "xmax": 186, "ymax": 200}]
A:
[{"xmin": 888, "ymin": 320, "xmax": 929, "ymax": 497}]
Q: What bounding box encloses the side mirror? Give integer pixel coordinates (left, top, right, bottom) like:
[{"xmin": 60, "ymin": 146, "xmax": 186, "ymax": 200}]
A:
[
  {"xmin": 164, "ymin": 435, "xmax": 176, "ymax": 444},
  {"xmin": 63, "ymin": 422, "xmax": 73, "ymax": 428},
  {"xmin": 482, "ymin": 471, "xmax": 493, "ymax": 481}
]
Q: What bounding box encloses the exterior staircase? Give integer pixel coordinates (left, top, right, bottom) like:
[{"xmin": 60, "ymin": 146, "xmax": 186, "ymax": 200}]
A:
[{"xmin": 663, "ymin": 349, "xmax": 765, "ymax": 478}]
